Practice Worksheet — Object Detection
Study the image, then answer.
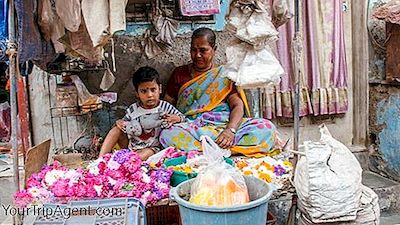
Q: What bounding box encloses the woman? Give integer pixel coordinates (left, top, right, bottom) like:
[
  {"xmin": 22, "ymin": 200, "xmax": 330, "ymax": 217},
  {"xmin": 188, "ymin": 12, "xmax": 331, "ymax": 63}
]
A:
[{"xmin": 161, "ymin": 27, "xmax": 279, "ymax": 157}]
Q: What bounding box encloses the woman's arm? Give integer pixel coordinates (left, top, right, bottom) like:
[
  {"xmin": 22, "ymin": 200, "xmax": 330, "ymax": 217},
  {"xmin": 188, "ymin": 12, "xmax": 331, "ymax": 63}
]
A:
[{"xmin": 215, "ymin": 91, "xmax": 244, "ymax": 148}]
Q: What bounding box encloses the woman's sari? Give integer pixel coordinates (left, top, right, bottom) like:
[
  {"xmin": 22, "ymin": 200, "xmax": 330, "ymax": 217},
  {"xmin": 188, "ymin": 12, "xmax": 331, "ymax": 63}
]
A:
[{"xmin": 159, "ymin": 66, "xmax": 278, "ymax": 157}]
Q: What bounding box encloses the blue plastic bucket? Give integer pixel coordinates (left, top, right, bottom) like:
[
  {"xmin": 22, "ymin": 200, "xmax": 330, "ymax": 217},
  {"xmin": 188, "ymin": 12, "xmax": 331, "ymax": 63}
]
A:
[{"xmin": 170, "ymin": 176, "xmax": 273, "ymax": 225}]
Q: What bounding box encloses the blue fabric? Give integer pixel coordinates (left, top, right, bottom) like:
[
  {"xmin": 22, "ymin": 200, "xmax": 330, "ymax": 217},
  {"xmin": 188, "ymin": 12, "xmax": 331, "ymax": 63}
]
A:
[
  {"xmin": 0, "ymin": 0, "xmax": 7, "ymax": 41},
  {"xmin": 15, "ymin": 0, "xmax": 55, "ymax": 67}
]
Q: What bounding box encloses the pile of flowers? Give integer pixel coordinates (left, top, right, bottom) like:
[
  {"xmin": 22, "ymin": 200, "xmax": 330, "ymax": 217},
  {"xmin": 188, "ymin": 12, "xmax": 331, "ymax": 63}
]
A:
[
  {"xmin": 14, "ymin": 149, "xmax": 172, "ymax": 208},
  {"xmin": 235, "ymin": 156, "xmax": 293, "ymax": 189}
]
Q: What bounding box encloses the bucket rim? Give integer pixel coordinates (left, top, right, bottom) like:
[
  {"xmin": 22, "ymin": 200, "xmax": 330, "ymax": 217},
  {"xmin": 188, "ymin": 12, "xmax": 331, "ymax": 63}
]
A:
[{"xmin": 170, "ymin": 176, "xmax": 273, "ymax": 212}]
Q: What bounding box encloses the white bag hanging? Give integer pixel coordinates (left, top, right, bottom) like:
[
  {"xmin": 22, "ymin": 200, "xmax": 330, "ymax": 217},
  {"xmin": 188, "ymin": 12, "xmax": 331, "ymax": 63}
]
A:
[{"xmin": 224, "ymin": 42, "xmax": 283, "ymax": 88}]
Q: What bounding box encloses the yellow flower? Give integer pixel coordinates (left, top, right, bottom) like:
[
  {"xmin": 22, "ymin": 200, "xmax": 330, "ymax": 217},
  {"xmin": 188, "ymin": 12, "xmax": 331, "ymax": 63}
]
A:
[
  {"xmin": 283, "ymin": 160, "xmax": 293, "ymax": 168},
  {"xmin": 243, "ymin": 170, "xmax": 253, "ymax": 176},
  {"xmin": 236, "ymin": 161, "xmax": 248, "ymax": 169},
  {"xmin": 258, "ymin": 172, "xmax": 272, "ymax": 183},
  {"xmin": 259, "ymin": 161, "xmax": 274, "ymax": 171}
]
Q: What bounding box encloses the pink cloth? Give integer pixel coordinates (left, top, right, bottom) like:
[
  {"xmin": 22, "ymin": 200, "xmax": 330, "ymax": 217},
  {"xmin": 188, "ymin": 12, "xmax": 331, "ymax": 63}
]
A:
[
  {"xmin": 264, "ymin": 0, "xmax": 348, "ymax": 119},
  {"xmin": 179, "ymin": 0, "xmax": 220, "ymax": 16}
]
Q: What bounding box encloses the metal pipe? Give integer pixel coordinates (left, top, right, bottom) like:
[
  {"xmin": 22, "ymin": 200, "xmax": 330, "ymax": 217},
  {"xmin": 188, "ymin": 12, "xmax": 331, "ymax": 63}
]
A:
[
  {"xmin": 8, "ymin": 0, "xmax": 20, "ymax": 193},
  {"xmin": 293, "ymin": 0, "xmax": 300, "ymax": 154}
]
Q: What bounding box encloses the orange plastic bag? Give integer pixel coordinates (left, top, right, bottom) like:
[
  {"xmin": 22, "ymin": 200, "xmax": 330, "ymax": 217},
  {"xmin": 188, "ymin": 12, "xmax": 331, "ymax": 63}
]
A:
[{"xmin": 189, "ymin": 136, "xmax": 249, "ymax": 206}]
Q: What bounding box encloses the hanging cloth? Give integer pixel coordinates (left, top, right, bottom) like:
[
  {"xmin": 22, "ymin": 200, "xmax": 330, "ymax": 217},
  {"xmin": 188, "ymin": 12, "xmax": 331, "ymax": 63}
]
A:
[
  {"xmin": 60, "ymin": 18, "xmax": 103, "ymax": 65},
  {"xmin": 81, "ymin": 0, "xmax": 128, "ymax": 47},
  {"xmin": 142, "ymin": 29, "xmax": 163, "ymax": 59},
  {"xmin": 81, "ymin": 0, "xmax": 110, "ymax": 47},
  {"xmin": 179, "ymin": 0, "xmax": 220, "ymax": 16},
  {"xmin": 153, "ymin": 10, "xmax": 179, "ymax": 47},
  {"xmin": 110, "ymin": 0, "xmax": 128, "ymax": 33},
  {"xmin": 38, "ymin": 0, "xmax": 65, "ymax": 53},
  {"xmin": 54, "ymin": 0, "xmax": 81, "ymax": 32},
  {"xmin": 15, "ymin": 0, "xmax": 56, "ymax": 68}
]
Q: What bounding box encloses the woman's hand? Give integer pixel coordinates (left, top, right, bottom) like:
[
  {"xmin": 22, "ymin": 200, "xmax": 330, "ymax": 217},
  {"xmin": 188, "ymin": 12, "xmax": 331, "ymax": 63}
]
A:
[
  {"xmin": 115, "ymin": 119, "xmax": 126, "ymax": 132},
  {"xmin": 216, "ymin": 128, "xmax": 235, "ymax": 149},
  {"xmin": 161, "ymin": 114, "xmax": 182, "ymax": 128}
]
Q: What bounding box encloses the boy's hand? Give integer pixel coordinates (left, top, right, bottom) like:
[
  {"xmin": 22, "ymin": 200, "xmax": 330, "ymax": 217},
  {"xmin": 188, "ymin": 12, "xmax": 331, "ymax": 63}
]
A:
[
  {"xmin": 116, "ymin": 119, "xmax": 126, "ymax": 132},
  {"xmin": 161, "ymin": 114, "xmax": 182, "ymax": 128}
]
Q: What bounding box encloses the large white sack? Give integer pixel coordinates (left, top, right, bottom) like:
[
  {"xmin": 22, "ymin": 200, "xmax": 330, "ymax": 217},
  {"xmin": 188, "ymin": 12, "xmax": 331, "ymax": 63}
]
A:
[
  {"xmin": 299, "ymin": 185, "xmax": 380, "ymax": 225},
  {"xmin": 294, "ymin": 125, "xmax": 363, "ymax": 223}
]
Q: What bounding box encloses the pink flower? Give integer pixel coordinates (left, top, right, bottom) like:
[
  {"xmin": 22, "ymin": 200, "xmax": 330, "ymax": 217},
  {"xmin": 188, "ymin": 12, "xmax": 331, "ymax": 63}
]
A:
[
  {"xmin": 14, "ymin": 190, "xmax": 33, "ymax": 208},
  {"xmin": 187, "ymin": 151, "xmax": 200, "ymax": 159},
  {"xmin": 51, "ymin": 179, "xmax": 69, "ymax": 197}
]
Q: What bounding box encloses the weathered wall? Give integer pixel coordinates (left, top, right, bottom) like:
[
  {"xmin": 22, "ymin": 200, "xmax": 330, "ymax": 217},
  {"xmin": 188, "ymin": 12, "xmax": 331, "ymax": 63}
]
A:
[
  {"xmin": 29, "ymin": 3, "xmax": 355, "ymax": 153},
  {"xmin": 368, "ymin": 0, "xmax": 400, "ymax": 181}
]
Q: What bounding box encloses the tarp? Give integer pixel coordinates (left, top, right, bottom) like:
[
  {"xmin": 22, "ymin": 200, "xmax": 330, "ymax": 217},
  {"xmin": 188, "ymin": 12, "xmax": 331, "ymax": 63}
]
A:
[
  {"xmin": 0, "ymin": 0, "xmax": 7, "ymax": 40},
  {"xmin": 15, "ymin": 0, "xmax": 56, "ymax": 68},
  {"xmin": 0, "ymin": 0, "xmax": 8, "ymax": 61}
]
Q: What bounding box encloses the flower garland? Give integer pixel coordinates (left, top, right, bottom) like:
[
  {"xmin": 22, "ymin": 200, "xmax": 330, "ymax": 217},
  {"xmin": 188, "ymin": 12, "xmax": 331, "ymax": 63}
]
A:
[
  {"xmin": 14, "ymin": 150, "xmax": 172, "ymax": 208},
  {"xmin": 235, "ymin": 156, "xmax": 293, "ymax": 189}
]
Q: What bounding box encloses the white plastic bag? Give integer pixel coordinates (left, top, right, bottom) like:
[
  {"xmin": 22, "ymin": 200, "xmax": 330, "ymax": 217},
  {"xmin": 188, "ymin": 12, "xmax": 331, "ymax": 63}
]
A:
[
  {"xmin": 294, "ymin": 125, "xmax": 363, "ymax": 223},
  {"xmin": 226, "ymin": 0, "xmax": 279, "ymax": 46},
  {"xmin": 70, "ymin": 75, "xmax": 102, "ymax": 113},
  {"xmin": 224, "ymin": 42, "xmax": 283, "ymax": 88},
  {"xmin": 189, "ymin": 136, "xmax": 249, "ymax": 206}
]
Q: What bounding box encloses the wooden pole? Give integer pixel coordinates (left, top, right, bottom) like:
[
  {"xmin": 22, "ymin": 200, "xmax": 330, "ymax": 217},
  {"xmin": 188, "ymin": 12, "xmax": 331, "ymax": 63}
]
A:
[{"xmin": 293, "ymin": 0, "xmax": 300, "ymax": 167}]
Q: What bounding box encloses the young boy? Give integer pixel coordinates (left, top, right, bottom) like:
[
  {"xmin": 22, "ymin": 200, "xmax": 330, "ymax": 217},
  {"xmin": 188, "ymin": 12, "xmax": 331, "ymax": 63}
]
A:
[{"xmin": 99, "ymin": 66, "xmax": 185, "ymax": 160}]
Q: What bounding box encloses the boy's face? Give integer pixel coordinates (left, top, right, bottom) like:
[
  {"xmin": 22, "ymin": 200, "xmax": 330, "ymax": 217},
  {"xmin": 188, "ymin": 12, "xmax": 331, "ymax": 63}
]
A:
[{"xmin": 136, "ymin": 80, "xmax": 161, "ymax": 109}]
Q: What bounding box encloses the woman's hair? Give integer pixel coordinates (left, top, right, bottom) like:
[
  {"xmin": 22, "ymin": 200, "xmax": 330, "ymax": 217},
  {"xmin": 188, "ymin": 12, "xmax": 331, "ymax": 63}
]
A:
[
  {"xmin": 131, "ymin": 66, "xmax": 160, "ymax": 90},
  {"xmin": 192, "ymin": 27, "xmax": 216, "ymax": 49}
]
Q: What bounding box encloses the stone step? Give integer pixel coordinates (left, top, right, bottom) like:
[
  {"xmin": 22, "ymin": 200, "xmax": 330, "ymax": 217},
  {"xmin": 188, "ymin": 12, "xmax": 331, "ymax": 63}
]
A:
[
  {"xmin": 269, "ymin": 171, "xmax": 400, "ymax": 224},
  {"xmin": 349, "ymin": 145, "xmax": 370, "ymax": 170},
  {"xmin": 362, "ymin": 171, "xmax": 400, "ymax": 214},
  {"xmin": 380, "ymin": 212, "xmax": 400, "ymax": 225}
]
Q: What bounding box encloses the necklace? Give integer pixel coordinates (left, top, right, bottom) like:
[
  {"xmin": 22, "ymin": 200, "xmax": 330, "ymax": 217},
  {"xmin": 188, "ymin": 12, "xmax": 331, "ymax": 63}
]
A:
[{"xmin": 190, "ymin": 63, "xmax": 214, "ymax": 77}]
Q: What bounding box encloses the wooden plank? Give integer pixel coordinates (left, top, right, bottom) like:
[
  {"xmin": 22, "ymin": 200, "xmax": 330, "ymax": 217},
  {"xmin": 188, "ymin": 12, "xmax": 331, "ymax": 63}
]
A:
[
  {"xmin": 386, "ymin": 23, "xmax": 400, "ymax": 81},
  {"xmin": 351, "ymin": 1, "xmax": 369, "ymax": 145},
  {"xmin": 24, "ymin": 139, "xmax": 50, "ymax": 183}
]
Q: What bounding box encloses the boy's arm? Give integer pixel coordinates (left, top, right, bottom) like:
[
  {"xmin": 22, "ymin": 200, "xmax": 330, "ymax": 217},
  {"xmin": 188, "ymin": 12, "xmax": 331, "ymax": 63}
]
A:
[{"xmin": 161, "ymin": 101, "xmax": 186, "ymax": 123}]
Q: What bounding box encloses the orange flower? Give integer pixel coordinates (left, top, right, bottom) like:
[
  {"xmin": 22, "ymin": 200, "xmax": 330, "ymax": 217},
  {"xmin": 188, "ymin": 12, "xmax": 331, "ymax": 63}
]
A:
[
  {"xmin": 236, "ymin": 161, "xmax": 248, "ymax": 169},
  {"xmin": 258, "ymin": 172, "xmax": 272, "ymax": 183},
  {"xmin": 243, "ymin": 170, "xmax": 253, "ymax": 176},
  {"xmin": 259, "ymin": 161, "xmax": 274, "ymax": 171}
]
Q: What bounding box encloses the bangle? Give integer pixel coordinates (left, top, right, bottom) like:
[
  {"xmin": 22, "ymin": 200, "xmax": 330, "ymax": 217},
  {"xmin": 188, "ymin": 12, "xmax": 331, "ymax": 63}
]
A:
[{"xmin": 228, "ymin": 127, "xmax": 236, "ymax": 134}]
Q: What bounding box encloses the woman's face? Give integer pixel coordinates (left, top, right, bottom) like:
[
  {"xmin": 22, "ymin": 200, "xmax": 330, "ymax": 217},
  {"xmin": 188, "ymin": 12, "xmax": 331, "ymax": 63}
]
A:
[{"xmin": 190, "ymin": 36, "xmax": 215, "ymax": 71}]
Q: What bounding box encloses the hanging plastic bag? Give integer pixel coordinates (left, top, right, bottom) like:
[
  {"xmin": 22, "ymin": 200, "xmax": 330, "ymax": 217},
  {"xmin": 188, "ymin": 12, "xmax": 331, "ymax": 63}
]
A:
[
  {"xmin": 100, "ymin": 68, "xmax": 116, "ymax": 91},
  {"xmin": 226, "ymin": 0, "xmax": 279, "ymax": 47},
  {"xmin": 70, "ymin": 75, "xmax": 102, "ymax": 113},
  {"xmin": 271, "ymin": 0, "xmax": 292, "ymax": 27},
  {"xmin": 189, "ymin": 136, "xmax": 249, "ymax": 206},
  {"xmin": 0, "ymin": 102, "xmax": 11, "ymax": 142},
  {"xmin": 224, "ymin": 42, "xmax": 283, "ymax": 88}
]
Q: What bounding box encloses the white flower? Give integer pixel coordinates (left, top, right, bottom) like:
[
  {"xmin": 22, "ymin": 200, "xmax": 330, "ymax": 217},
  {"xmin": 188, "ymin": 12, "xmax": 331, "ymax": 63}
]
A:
[
  {"xmin": 65, "ymin": 169, "xmax": 81, "ymax": 184},
  {"xmin": 94, "ymin": 185, "xmax": 103, "ymax": 196},
  {"xmin": 44, "ymin": 170, "xmax": 65, "ymax": 186},
  {"xmin": 88, "ymin": 160, "xmax": 102, "ymax": 175},
  {"xmin": 28, "ymin": 187, "xmax": 41, "ymax": 197},
  {"xmin": 108, "ymin": 177, "xmax": 117, "ymax": 186},
  {"xmin": 107, "ymin": 159, "xmax": 121, "ymax": 170},
  {"xmin": 142, "ymin": 173, "xmax": 151, "ymax": 183}
]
